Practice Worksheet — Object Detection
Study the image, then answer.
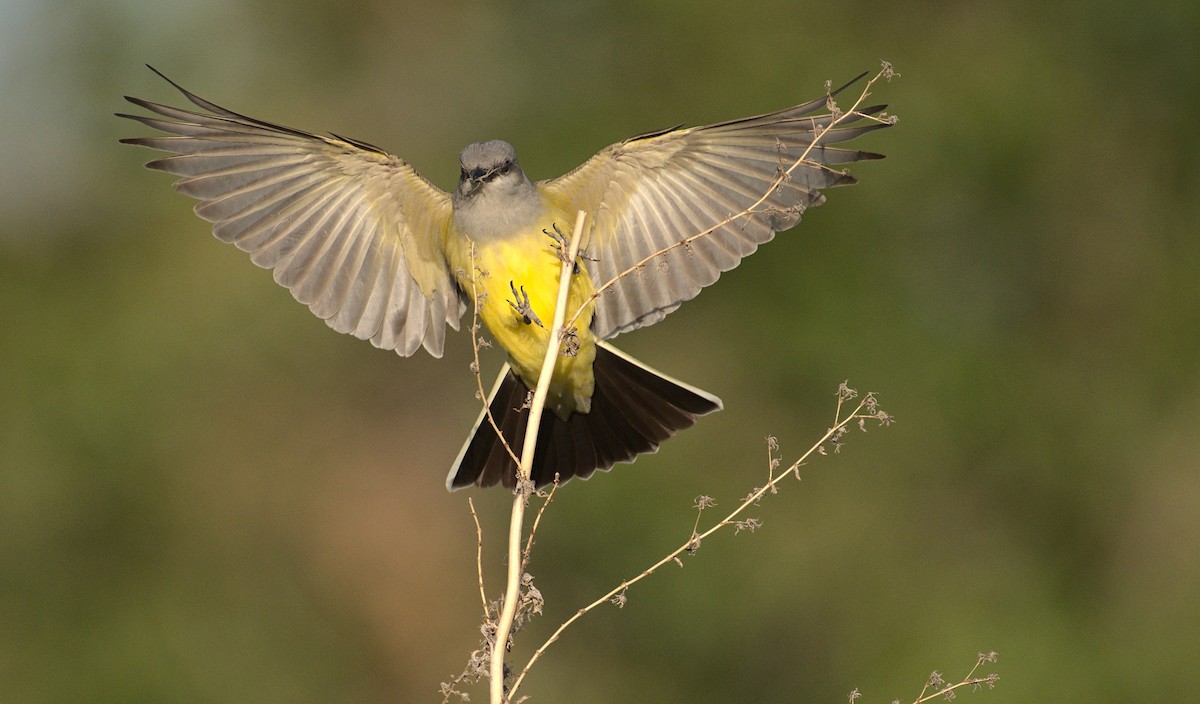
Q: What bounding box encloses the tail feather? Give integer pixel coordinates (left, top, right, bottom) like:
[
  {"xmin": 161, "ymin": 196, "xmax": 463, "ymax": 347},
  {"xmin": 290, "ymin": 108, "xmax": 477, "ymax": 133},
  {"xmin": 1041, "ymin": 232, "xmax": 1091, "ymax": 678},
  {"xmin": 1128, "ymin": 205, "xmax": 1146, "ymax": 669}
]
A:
[
  {"xmin": 549, "ymin": 418, "xmax": 577, "ymax": 482},
  {"xmin": 447, "ymin": 342, "xmax": 722, "ymax": 490},
  {"xmin": 568, "ymin": 418, "xmax": 598, "ymax": 476},
  {"xmin": 616, "ymin": 376, "xmax": 690, "ymax": 438},
  {"xmin": 461, "ymin": 368, "xmax": 525, "ymax": 489},
  {"xmin": 602, "ymin": 380, "xmax": 673, "ymax": 445},
  {"xmin": 577, "ymin": 387, "xmax": 625, "ymax": 470}
]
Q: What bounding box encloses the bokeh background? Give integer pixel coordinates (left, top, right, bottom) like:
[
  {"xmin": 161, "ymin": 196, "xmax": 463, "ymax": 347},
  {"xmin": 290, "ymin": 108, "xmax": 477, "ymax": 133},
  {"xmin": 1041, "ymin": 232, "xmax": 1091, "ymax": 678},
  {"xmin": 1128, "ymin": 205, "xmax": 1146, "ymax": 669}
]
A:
[{"xmin": 3, "ymin": 1, "xmax": 1198, "ymax": 702}]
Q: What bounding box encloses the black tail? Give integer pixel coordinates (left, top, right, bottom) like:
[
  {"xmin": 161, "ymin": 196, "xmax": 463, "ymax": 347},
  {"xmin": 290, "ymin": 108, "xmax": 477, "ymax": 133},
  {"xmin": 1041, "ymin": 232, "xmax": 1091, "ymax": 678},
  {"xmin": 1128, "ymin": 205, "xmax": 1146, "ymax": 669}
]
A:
[{"xmin": 446, "ymin": 342, "xmax": 722, "ymax": 490}]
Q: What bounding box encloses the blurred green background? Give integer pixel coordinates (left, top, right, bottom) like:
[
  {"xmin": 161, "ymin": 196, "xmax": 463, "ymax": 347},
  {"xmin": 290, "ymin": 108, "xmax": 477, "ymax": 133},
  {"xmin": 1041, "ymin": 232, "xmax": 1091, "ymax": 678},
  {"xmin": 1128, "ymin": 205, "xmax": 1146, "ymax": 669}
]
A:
[{"xmin": 3, "ymin": 1, "xmax": 1198, "ymax": 702}]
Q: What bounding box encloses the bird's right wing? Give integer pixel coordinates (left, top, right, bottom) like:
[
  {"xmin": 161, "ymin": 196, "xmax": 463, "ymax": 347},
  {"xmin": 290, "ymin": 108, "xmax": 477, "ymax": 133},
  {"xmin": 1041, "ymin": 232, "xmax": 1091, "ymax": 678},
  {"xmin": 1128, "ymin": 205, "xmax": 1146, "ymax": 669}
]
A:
[{"xmin": 119, "ymin": 68, "xmax": 463, "ymax": 357}]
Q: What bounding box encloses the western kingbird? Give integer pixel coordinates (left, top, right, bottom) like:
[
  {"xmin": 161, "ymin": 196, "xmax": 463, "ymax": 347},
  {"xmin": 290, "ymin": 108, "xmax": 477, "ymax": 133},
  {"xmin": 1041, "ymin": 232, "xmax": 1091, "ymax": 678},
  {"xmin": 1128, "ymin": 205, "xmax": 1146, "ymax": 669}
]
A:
[{"xmin": 120, "ymin": 67, "xmax": 888, "ymax": 490}]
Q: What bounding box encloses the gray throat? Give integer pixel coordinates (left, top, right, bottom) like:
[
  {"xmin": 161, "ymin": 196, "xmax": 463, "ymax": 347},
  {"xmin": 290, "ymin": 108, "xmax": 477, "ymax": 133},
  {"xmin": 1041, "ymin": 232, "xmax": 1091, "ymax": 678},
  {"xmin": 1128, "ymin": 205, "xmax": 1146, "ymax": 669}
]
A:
[{"xmin": 452, "ymin": 178, "xmax": 543, "ymax": 242}]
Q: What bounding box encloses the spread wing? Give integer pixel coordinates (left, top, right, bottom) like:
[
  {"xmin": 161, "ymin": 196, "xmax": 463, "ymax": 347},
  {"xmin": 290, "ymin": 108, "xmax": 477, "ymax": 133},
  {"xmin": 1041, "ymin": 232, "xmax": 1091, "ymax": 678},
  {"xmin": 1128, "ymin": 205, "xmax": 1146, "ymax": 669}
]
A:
[
  {"xmin": 541, "ymin": 73, "xmax": 890, "ymax": 339},
  {"xmin": 119, "ymin": 67, "xmax": 463, "ymax": 357}
]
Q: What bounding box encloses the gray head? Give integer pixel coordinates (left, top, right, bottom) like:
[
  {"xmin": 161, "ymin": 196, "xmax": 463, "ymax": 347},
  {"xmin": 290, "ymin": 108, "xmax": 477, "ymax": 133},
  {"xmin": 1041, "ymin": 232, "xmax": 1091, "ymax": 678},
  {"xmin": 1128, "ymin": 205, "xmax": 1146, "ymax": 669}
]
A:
[
  {"xmin": 454, "ymin": 139, "xmax": 532, "ymax": 202},
  {"xmin": 451, "ymin": 140, "xmax": 542, "ymax": 239}
]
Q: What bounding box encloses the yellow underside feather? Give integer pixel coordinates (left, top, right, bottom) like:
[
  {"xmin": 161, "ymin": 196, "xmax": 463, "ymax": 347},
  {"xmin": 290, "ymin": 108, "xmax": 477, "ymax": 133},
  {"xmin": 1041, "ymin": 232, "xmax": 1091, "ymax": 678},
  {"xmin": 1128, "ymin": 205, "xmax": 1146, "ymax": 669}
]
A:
[{"xmin": 446, "ymin": 194, "xmax": 597, "ymax": 419}]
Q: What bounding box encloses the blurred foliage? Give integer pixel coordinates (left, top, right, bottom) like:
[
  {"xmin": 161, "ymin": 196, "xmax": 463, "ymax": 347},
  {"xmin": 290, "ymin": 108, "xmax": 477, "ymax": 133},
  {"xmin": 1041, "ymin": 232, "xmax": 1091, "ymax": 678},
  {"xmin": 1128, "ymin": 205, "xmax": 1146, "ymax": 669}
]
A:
[{"xmin": 2, "ymin": 0, "xmax": 1199, "ymax": 702}]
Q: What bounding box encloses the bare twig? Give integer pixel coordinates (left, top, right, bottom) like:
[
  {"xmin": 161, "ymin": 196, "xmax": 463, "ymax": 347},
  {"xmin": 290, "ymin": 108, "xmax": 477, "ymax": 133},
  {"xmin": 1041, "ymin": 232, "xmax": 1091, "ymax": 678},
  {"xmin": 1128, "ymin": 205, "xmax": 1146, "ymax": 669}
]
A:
[
  {"xmin": 489, "ymin": 211, "xmax": 588, "ymax": 704},
  {"xmin": 522, "ymin": 476, "xmax": 560, "ymax": 571},
  {"xmin": 468, "ymin": 498, "xmax": 489, "ymax": 622},
  {"xmin": 906, "ymin": 651, "xmax": 1000, "ymax": 703},
  {"xmin": 563, "ymin": 64, "xmax": 894, "ymax": 336},
  {"xmin": 507, "ymin": 384, "xmax": 893, "ymax": 697}
]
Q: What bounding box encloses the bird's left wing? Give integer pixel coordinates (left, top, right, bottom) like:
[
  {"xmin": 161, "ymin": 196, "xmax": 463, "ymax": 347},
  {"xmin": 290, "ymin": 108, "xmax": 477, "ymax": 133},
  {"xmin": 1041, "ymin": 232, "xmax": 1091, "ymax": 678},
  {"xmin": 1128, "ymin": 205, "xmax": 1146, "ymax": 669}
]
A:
[
  {"xmin": 541, "ymin": 74, "xmax": 890, "ymax": 340},
  {"xmin": 119, "ymin": 68, "xmax": 463, "ymax": 357}
]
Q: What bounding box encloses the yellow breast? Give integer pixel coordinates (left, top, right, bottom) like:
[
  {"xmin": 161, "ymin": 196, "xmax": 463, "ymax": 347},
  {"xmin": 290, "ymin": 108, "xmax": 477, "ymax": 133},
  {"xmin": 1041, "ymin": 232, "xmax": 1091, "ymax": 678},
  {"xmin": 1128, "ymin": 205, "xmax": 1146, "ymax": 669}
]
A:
[{"xmin": 446, "ymin": 196, "xmax": 598, "ymax": 418}]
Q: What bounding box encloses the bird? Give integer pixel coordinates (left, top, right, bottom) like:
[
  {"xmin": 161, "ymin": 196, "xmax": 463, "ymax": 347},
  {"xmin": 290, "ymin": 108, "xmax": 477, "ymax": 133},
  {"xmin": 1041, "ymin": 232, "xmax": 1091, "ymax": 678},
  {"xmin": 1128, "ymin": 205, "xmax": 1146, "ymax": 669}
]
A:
[{"xmin": 119, "ymin": 66, "xmax": 889, "ymax": 491}]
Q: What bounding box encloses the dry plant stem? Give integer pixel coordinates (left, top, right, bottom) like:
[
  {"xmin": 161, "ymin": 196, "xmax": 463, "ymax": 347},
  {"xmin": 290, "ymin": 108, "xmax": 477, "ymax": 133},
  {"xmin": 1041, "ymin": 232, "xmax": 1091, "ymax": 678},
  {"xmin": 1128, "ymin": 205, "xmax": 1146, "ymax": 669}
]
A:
[
  {"xmin": 523, "ymin": 479, "xmax": 559, "ymax": 570},
  {"xmin": 468, "ymin": 498, "xmax": 489, "ymax": 622},
  {"xmin": 507, "ymin": 392, "xmax": 883, "ymax": 698},
  {"xmin": 563, "ymin": 65, "xmax": 892, "ymax": 335},
  {"xmin": 489, "ymin": 210, "xmax": 588, "ymax": 704},
  {"xmin": 912, "ymin": 652, "xmax": 999, "ymax": 704}
]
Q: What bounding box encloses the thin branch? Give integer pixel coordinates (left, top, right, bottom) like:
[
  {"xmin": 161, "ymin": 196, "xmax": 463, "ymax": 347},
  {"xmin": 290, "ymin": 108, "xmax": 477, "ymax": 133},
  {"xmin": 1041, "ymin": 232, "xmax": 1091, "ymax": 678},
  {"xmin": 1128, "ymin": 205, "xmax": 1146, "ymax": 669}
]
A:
[
  {"xmin": 468, "ymin": 498, "xmax": 489, "ymax": 622},
  {"xmin": 508, "ymin": 386, "xmax": 892, "ymax": 696},
  {"xmin": 490, "ymin": 210, "xmax": 588, "ymax": 704},
  {"xmin": 523, "ymin": 476, "xmax": 560, "ymax": 572},
  {"xmin": 563, "ymin": 65, "xmax": 893, "ymax": 336},
  {"xmin": 907, "ymin": 651, "xmax": 1000, "ymax": 703}
]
